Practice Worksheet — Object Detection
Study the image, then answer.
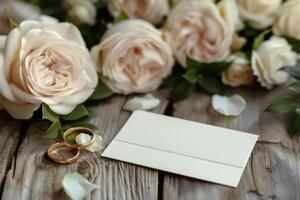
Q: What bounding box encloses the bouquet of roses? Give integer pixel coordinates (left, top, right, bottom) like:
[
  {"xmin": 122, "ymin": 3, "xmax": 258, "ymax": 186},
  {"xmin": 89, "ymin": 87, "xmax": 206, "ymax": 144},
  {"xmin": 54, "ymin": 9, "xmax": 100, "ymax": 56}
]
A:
[{"xmin": 0, "ymin": 0, "xmax": 300, "ymax": 139}]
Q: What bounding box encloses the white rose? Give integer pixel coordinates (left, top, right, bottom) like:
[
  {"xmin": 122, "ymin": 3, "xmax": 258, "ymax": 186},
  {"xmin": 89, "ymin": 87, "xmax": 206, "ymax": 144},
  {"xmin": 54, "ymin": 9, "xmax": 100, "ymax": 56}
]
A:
[
  {"xmin": 165, "ymin": 0, "xmax": 231, "ymax": 67},
  {"xmin": 65, "ymin": 0, "xmax": 97, "ymax": 25},
  {"xmin": 108, "ymin": 0, "xmax": 170, "ymax": 25},
  {"xmin": 273, "ymin": 0, "xmax": 300, "ymax": 40},
  {"xmin": 0, "ymin": 1, "xmax": 57, "ymax": 34},
  {"xmin": 91, "ymin": 19, "xmax": 174, "ymax": 94},
  {"xmin": 237, "ymin": 0, "xmax": 282, "ymax": 29},
  {"xmin": 218, "ymin": 0, "xmax": 244, "ymax": 34},
  {"xmin": 222, "ymin": 55, "xmax": 254, "ymax": 87},
  {"xmin": 0, "ymin": 20, "xmax": 98, "ymax": 119},
  {"xmin": 251, "ymin": 36, "xmax": 297, "ymax": 89}
]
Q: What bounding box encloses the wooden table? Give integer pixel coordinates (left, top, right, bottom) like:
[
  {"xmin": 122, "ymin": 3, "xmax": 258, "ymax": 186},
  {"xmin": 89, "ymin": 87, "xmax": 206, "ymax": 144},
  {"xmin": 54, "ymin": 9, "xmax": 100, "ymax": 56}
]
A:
[{"xmin": 1, "ymin": 87, "xmax": 300, "ymax": 200}]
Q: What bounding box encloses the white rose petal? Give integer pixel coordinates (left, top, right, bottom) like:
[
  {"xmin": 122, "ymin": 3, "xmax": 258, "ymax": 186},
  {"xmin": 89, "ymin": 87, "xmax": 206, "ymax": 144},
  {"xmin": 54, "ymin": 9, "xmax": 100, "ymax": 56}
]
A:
[
  {"xmin": 108, "ymin": 0, "xmax": 170, "ymax": 25},
  {"xmin": 91, "ymin": 19, "xmax": 174, "ymax": 94},
  {"xmin": 75, "ymin": 133, "xmax": 103, "ymax": 153},
  {"xmin": 273, "ymin": 0, "xmax": 300, "ymax": 40},
  {"xmin": 165, "ymin": 0, "xmax": 231, "ymax": 67},
  {"xmin": 251, "ymin": 36, "xmax": 297, "ymax": 89},
  {"xmin": 62, "ymin": 173, "xmax": 99, "ymax": 200},
  {"xmin": 237, "ymin": 0, "xmax": 282, "ymax": 29},
  {"xmin": 123, "ymin": 94, "xmax": 160, "ymax": 112},
  {"xmin": 212, "ymin": 94, "xmax": 246, "ymax": 116}
]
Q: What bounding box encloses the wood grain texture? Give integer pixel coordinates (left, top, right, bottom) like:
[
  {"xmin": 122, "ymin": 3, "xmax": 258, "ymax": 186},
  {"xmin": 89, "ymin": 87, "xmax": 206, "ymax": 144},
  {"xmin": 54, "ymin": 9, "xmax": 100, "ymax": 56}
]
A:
[
  {"xmin": 1, "ymin": 90, "xmax": 169, "ymax": 200},
  {"xmin": 0, "ymin": 112, "xmax": 22, "ymax": 193},
  {"xmin": 163, "ymin": 87, "xmax": 300, "ymax": 200}
]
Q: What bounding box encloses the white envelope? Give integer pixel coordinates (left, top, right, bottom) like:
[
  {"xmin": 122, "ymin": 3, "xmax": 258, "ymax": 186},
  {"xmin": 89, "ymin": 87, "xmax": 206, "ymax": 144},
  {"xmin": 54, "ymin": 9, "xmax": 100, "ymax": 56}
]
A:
[{"xmin": 102, "ymin": 111, "xmax": 258, "ymax": 187}]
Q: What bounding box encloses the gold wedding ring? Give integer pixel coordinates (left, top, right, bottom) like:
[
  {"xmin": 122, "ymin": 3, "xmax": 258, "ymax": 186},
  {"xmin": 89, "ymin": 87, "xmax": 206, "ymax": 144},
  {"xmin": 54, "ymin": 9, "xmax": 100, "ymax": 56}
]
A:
[
  {"xmin": 47, "ymin": 127, "xmax": 96, "ymax": 164},
  {"xmin": 63, "ymin": 127, "xmax": 96, "ymax": 149},
  {"xmin": 47, "ymin": 142, "xmax": 80, "ymax": 164}
]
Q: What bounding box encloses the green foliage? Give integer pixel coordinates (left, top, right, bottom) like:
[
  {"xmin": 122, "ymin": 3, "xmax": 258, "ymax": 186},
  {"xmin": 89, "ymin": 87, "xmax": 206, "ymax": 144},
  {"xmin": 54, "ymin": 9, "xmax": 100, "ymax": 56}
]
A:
[
  {"xmin": 60, "ymin": 105, "xmax": 89, "ymax": 121},
  {"xmin": 197, "ymin": 75, "xmax": 223, "ymax": 95},
  {"xmin": 170, "ymin": 80, "xmax": 193, "ymax": 102},
  {"xmin": 285, "ymin": 37, "xmax": 300, "ymax": 53},
  {"xmin": 265, "ymin": 96, "xmax": 298, "ymax": 113},
  {"xmin": 89, "ymin": 80, "xmax": 114, "ymax": 100},
  {"xmin": 42, "ymin": 120, "xmax": 62, "ymax": 139},
  {"xmin": 114, "ymin": 9, "xmax": 129, "ymax": 23},
  {"xmin": 252, "ymin": 29, "xmax": 271, "ymax": 50}
]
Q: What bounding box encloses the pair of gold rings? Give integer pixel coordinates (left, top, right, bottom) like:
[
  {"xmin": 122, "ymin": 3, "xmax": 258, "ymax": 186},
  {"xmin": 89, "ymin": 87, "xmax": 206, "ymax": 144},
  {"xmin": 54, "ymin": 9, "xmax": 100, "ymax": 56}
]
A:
[{"xmin": 47, "ymin": 127, "xmax": 95, "ymax": 164}]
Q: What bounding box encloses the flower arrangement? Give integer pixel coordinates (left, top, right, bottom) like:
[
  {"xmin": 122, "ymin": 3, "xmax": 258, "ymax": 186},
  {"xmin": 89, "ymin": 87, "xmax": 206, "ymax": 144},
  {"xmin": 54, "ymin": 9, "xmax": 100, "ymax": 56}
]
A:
[{"xmin": 0, "ymin": 0, "xmax": 300, "ymax": 140}]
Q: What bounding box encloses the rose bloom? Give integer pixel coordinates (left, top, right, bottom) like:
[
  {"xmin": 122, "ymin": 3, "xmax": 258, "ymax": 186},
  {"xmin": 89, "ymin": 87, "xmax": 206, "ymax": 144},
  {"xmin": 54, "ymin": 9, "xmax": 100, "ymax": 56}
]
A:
[
  {"xmin": 273, "ymin": 0, "xmax": 300, "ymax": 40},
  {"xmin": 165, "ymin": 0, "xmax": 231, "ymax": 67},
  {"xmin": 91, "ymin": 19, "xmax": 174, "ymax": 94},
  {"xmin": 222, "ymin": 55, "xmax": 254, "ymax": 87},
  {"xmin": 64, "ymin": 0, "xmax": 97, "ymax": 25},
  {"xmin": 218, "ymin": 0, "xmax": 244, "ymax": 34},
  {"xmin": 251, "ymin": 36, "xmax": 297, "ymax": 89},
  {"xmin": 108, "ymin": 0, "xmax": 170, "ymax": 25},
  {"xmin": 0, "ymin": 20, "xmax": 98, "ymax": 119},
  {"xmin": 237, "ymin": 0, "xmax": 282, "ymax": 29}
]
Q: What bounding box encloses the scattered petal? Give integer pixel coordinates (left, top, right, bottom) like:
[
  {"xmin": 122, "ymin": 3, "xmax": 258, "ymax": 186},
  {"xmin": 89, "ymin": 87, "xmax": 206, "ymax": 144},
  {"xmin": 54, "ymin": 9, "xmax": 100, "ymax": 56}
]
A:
[
  {"xmin": 123, "ymin": 94, "xmax": 160, "ymax": 112},
  {"xmin": 75, "ymin": 133, "xmax": 103, "ymax": 152},
  {"xmin": 212, "ymin": 95, "xmax": 246, "ymax": 116},
  {"xmin": 62, "ymin": 173, "xmax": 99, "ymax": 200}
]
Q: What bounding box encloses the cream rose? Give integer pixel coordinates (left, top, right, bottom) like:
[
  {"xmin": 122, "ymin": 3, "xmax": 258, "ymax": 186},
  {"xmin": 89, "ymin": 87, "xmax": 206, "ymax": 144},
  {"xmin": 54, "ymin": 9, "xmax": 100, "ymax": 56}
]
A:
[
  {"xmin": 237, "ymin": 0, "xmax": 282, "ymax": 29},
  {"xmin": 273, "ymin": 0, "xmax": 300, "ymax": 40},
  {"xmin": 165, "ymin": 0, "xmax": 231, "ymax": 67},
  {"xmin": 108, "ymin": 0, "xmax": 170, "ymax": 25},
  {"xmin": 0, "ymin": 20, "xmax": 98, "ymax": 119},
  {"xmin": 65, "ymin": 0, "xmax": 97, "ymax": 25},
  {"xmin": 0, "ymin": 1, "xmax": 57, "ymax": 34},
  {"xmin": 91, "ymin": 19, "xmax": 174, "ymax": 94},
  {"xmin": 251, "ymin": 36, "xmax": 297, "ymax": 89},
  {"xmin": 222, "ymin": 55, "xmax": 254, "ymax": 87},
  {"xmin": 218, "ymin": 0, "xmax": 244, "ymax": 34}
]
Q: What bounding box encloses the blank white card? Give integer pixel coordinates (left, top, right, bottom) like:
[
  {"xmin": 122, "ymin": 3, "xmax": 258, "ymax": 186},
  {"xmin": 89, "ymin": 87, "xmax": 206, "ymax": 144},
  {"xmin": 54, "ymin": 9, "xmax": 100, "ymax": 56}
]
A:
[{"xmin": 102, "ymin": 111, "xmax": 258, "ymax": 187}]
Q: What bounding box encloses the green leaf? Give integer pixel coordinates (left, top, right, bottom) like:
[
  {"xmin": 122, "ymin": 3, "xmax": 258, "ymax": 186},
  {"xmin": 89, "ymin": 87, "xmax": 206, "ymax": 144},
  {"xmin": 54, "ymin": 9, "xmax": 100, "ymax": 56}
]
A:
[
  {"xmin": 265, "ymin": 96, "xmax": 299, "ymax": 113},
  {"xmin": 290, "ymin": 108, "xmax": 300, "ymax": 136},
  {"xmin": 186, "ymin": 56, "xmax": 231, "ymax": 75},
  {"xmin": 43, "ymin": 120, "xmax": 62, "ymax": 139},
  {"xmin": 183, "ymin": 68, "xmax": 198, "ymax": 84},
  {"xmin": 288, "ymin": 81, "xmax": 300, "ymax": 94},
  {"xmin": 114, "ymin": 9, "xmax": 129, "ymax": 23},
  {"xmin": 253, "ymin": 29, "xmax": 271, "ymax": 50},
  {"xmin": 197, "ymin": 75, "xmax": 223, "ymax": 94},
  {"xmin": 42, "ymin": 104, "xmax": 59, "ymax": 122},
  {"xmin": 89, "ymin": 81, "xmax": 114, "ymax": 100},
  {"xmin": 61, "ymin": 105, "xmax": 89, "ymax": 121},
  {"xmin": 285, "ymin": 37, "xmax": 300, "ymax": 53},
  {"xmin": 281, "ymin": 66, "xmax": 300, "ymax": 80},
  {"xmin": 170, "ymin": 80, "xmax": 193, "ymax": 102},
  {"xmin": 186, "ymin": 57, "xmax": 200, "ymax": 69}
]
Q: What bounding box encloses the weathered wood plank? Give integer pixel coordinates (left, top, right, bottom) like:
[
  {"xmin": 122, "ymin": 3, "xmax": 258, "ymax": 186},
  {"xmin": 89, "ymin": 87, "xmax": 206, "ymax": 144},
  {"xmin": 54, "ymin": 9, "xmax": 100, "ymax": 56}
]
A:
[
  {"xmin": 163, "ymin": 87, "xmax": 300, "ymax": 200},
  {"xmin": 0, "ymin": 112, "xmax": 22, "ymax": 193},
  {"xmin": 1, "ymin": 90, "xmax": 169, "ymax": 200}
]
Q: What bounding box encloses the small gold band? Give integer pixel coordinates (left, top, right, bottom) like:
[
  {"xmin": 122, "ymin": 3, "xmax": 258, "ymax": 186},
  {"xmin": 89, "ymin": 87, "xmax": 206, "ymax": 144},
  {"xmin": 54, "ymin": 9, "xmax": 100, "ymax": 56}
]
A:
[
  {"xmin": 47, "ymin": 142, "xmax": 80, "ymax": 164},
  {"xmin": 63, "ymin": 127, "xmax": 96, "ymax": 149}
]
